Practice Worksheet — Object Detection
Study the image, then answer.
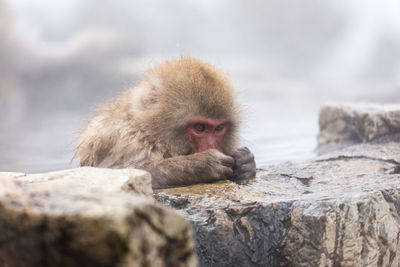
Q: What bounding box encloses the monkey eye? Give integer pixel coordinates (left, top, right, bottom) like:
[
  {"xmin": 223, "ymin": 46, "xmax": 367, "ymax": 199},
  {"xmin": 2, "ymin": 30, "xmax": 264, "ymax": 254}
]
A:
[
  {"xmin": 194, "ymin": 123, "xmax": 206, "ymax": 132},
  {"xmin": 215, "ymin": 124, "xmax": 224, "ymax": 131}
]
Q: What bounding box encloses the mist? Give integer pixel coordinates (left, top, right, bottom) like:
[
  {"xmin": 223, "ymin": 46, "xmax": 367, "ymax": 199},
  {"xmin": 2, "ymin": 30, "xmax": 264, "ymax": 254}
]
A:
[{"xmin": 1, "ymin": 0, "xmax": 399, "ymax": 172}]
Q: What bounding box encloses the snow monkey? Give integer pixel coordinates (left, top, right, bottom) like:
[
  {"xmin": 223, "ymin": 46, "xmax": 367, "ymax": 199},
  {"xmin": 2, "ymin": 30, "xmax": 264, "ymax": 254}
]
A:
[{"xmin": 74, "ymin": 58, "xmax": 256, "ymax": 188}]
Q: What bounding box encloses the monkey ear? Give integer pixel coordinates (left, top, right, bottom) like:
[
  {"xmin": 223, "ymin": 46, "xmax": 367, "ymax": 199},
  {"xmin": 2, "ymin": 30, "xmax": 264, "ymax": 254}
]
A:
[
  {"xmin": 143, "ymin": 85, "xmax": 159, "ymax": 108},
  {"xmin": 143, "ymin": 75, "xmax": 164, "ymax": 108}
]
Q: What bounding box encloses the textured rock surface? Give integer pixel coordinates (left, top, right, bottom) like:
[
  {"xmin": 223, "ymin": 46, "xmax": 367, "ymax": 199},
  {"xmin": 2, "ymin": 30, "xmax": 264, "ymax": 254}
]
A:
[
  {"xmin": 156, "ymin": 143, "xmax": 400, "ymax": 266},
  {"xmin": 15, "ymin": 167, "xmax": 153, "ymax": 197},
  {"xmin": 318, "ymin": 103, "xmax": 400, "ymax": 150},
  {"xmin": 0, "ymin": 168, "xmax": 198, "ymax": 267},
  {"xmin": 0, "ymin": 172, "xmax": 25, "ymax": 179}
]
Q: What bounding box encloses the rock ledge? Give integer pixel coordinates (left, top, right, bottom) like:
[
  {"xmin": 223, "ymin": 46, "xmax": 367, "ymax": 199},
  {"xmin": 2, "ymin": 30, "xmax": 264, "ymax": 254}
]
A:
[{"xmin": 156, "ymin": 103, "xmax": 400, "ymax": 267}]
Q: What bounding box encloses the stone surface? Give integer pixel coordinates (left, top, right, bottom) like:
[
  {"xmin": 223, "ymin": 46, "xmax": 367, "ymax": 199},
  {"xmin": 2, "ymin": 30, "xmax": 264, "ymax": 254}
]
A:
[
  {"xmin": 15, "ymin": 167, "xmax": 153, "ymax": 197},
  {"xmin": 0, "ymin": 168, "xmax": 198, "ymax": 267},
  {"xmin": 155, "ymin": 142, "xmax": 400, "ymax": 266},
  {"xmin": 318, "ymin": 103, "xmax": 400, "ymax": 151},
  {"xmin": 0, "ymin": 172, "xmax": 25, "ymax": 179}
]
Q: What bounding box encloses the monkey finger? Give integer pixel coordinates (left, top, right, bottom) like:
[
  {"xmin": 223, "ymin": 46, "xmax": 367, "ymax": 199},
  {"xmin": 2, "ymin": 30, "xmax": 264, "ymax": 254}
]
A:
[
  {"xmin": 232, "ymin": 147, "xmax": 248, "ymax": 158},
  {"xmin": 235, "ymin": 154, "xmax": 255, "ymax": 167},
  {"xmin": 238, "ymin": 161, "xmax": 256, "ymax": 173},
  {"xmin": 233, "ymin": 146, "xmax": 252, "ymax": 155},
  {"xmin": 220, "ymin": 155, "xmax": 235, "ymax": 167},
  {"xmin": 234, "ymin": 151, "xmax": 255, "ymax": 167},
  {"xmin": 233, "ymin": 162, "xmax": 256, "ymax": 180},
  {"xmin": 219, "ymin": 165, "xmax": 234, "ymax": 179},
  {"xmin": 208, "ymin": 149, "xmax": 234, "ymax": 166},
  {"xmin": 236, "ymin": 146, "xmax": 250, "ymax": 153}
]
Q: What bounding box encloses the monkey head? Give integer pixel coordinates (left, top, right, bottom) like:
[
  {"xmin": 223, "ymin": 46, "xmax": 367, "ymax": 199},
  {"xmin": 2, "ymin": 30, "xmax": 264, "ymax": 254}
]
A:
[{"xmin": 134, "ymin": 58, "xmax": 241, "ymax": 156}]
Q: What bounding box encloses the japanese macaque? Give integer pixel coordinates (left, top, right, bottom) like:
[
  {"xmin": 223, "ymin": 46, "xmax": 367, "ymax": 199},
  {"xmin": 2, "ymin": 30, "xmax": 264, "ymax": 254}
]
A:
[{"xmin": 74, "ymin": 58, "xmax": 256, "ymax": 188}]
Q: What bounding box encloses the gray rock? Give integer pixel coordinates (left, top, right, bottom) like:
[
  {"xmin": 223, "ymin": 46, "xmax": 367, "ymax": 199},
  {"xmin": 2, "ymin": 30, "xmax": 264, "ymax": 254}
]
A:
[
  {"xmin": 0, "ymin": 168, "xmax": 198, "ymax": 267},
  {"xmin": 16, "ymin": 167, "xmax": 153, "ymax": 197},
  {"xmin": 155, "ymin": 142, "xmax": 400, "ymax": 266},
  {"xmin": 0, "ymin": 172, "xmax": 26, "ymax": 179},
  {"xmin": 318, "ymin": 103, "xmax": 400, "ymax": 151}
]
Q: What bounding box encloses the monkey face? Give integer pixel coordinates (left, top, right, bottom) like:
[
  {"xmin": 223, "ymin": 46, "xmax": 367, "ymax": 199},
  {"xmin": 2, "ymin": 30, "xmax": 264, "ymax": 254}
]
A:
[{"xmin": 185, "ymin": 116, "xmax": 229, "ymax": 153}]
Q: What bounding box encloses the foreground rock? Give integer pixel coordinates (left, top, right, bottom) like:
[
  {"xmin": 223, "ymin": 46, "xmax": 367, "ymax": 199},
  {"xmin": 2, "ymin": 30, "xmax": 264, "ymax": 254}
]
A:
[
  {"xmin": 155, "ymin": 103, "xmax": 400, "ymax": 267},
  {"xmin": 15, "ymin": 167, "xmax": 153, "ymax": 197},
  {"xmin": 0, "ymin": 167, "xmax": 197, "ymax": 267}
]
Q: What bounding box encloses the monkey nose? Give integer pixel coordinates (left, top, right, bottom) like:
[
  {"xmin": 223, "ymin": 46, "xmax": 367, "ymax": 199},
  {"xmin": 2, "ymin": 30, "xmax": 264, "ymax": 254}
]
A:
[
  {"xmin": 195, "ymin": 137, "xmax": 219, "ymax": 153},
  {"xmin": 206, "ymin": 137, "xmax": 222, "ymax": 151},
  {"xmin": 206, "ymin": 137, "xmax": 217, "ymax": 149}
]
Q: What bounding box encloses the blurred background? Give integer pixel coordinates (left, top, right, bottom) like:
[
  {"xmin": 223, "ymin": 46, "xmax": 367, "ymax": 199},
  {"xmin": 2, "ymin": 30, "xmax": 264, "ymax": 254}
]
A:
[{"xmin": 1, "ymin": 0, "xmax": 399, "ymax": 173}]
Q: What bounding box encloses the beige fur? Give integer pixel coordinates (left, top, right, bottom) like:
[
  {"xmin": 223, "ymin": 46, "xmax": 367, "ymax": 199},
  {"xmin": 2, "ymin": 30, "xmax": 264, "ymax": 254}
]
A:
[{"xmin": 73, "ymin": 58, "xmax": 242, "ymax": 186}]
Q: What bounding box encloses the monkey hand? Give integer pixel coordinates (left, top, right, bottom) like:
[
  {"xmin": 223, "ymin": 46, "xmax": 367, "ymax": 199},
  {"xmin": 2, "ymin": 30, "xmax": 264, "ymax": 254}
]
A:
[
  {"xmin": 146, "ymin": 149, "xmax": 234, "ymax": 187},
  {"xmin": 230, "ymin": 147, "xmax": 256, "ymax": 183},
  {"xmin": 202, "ymin": 149, "xmax": 235, "ymax": 181}
]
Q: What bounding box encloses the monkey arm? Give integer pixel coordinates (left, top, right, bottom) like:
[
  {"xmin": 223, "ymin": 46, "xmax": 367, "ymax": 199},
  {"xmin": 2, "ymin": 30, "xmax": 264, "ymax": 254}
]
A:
[
  {"xmin": 231, "ymin": 147, "xmax": 256, "ymax": 181},
  {"xmin": 141, "ymin": 149, "xmax": 234, "ymax": 188}
]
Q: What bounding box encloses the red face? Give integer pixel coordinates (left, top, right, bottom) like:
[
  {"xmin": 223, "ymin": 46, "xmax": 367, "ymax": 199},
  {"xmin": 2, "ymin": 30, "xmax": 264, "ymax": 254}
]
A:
[{"xmin": 185, "ymin": 117, "xmax": 229, "ymax": 153}]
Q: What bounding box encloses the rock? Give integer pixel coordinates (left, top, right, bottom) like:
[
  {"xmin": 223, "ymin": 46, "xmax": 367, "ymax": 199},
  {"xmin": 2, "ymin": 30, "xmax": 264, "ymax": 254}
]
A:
[
  {"xmin": 318, "ymin": 103, "xmax": 400, "ymax": 152},
  {"xmin": 155, "ymin": 142, "xmax": 400, "ymax": 266},
  {"xmin": 16, "ymin": 167, "xmax": 153, "ymax": 197},
  {"xmin": 0, "ymin": 168, "xmax": 198, "ymax": 267},
  {"xmin": 0, "ymin": 172, "xmax": 25, "ymax": 179}
]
